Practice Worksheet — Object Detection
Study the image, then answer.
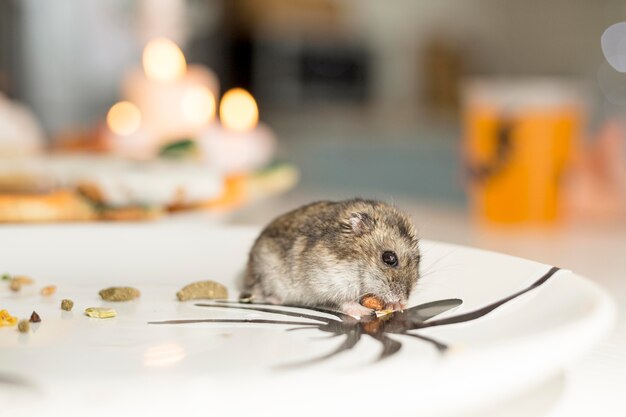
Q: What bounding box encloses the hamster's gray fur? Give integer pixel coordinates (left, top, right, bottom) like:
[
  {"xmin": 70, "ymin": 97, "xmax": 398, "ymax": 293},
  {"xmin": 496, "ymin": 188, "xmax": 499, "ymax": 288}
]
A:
[{"xmin": 244, "ymin": 199, "xmax": 420, "ymax": 318}]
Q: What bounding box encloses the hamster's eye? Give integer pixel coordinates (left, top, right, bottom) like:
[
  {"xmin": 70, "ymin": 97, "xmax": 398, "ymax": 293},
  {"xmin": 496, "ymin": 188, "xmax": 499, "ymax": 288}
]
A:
[{"xmin": 382, "ymin": 251, "xmax": 398, "ymax": 267}]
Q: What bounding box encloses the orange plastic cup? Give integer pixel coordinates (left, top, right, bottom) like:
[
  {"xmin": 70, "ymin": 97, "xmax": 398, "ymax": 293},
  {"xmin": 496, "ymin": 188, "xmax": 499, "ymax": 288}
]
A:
[{"xmin": 463, "ymin": 79, "xmax": 584, "ymax": 224}]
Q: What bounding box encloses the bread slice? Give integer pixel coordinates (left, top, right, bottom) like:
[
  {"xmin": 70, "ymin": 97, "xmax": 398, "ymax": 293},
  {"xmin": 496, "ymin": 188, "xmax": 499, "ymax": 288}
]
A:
[{"xmin": 0, "ymin": 190, "xmax": 96, "ymax": 223}]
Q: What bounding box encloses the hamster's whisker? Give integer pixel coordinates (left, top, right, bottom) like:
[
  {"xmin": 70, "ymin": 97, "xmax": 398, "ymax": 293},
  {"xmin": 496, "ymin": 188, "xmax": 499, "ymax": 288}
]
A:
[
  {"xmin": 285, "ymin": 325, "xmax": 320, "ymax": 332},
  {"xmin": 148, "ymin": 318, "xmax": 311, "ymax": 326},
  {"xmin": 419, "ymin": 261, "xmax": 467, "ymax": 278},
  {"xmin": 195, "ymin": 302, "xmax": 334, "ymax": 323},
  {"xmin": 215, "ymin": 299, "xmax": 353, "ymax": 321}
]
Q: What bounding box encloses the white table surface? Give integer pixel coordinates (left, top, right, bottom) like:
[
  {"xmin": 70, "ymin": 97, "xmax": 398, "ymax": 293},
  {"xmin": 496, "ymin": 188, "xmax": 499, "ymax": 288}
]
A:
[
  {"xmin": 2, "ymin": 192, "xmax": 621, "ymax": 416},
  {"xmin": 223, "ymin": 192, "xmax": 626, "ymax": 417}
]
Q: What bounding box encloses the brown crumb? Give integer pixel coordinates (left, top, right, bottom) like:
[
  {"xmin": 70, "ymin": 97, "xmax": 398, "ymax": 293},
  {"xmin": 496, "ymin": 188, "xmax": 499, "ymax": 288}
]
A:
[
  {"xmin": 99, "ymin": 287, "xmax": 140, "ymax": 301},
  {"xmin": 176, "ymin": 280, "xmax": 228, "ymax": 301},
  {"xmin": 9, "ymin": 276, "xmax": 34, "ymax": 292},
  {"xmin": 9, "ymin": 280, "xmax": 21, "ymax": 292},
  {"xmin": 360, "ymin": 294, "xmax": 385, "ymax": 311},
  {"xmin": 29, "ymin": 311, "xmax": 41, "ymax": 323}
]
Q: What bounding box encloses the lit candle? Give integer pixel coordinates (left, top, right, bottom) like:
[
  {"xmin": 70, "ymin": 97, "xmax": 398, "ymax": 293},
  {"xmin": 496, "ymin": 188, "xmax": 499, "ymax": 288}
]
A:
[
  {"xmin": 104, "ymin": 101, "xmax": 156, "ymax": 159},
  {"xmin": 198, "ymin": 88, "xmax": 276, "ymax": 174},
  {"xmin": 122, "ymin": 38, "xmax": 218, "ymax": 143}
]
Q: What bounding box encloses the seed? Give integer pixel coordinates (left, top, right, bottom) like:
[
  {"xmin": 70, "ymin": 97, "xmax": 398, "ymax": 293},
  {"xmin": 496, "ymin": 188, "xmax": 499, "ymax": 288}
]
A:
[
  {"xmin": 61, "ymin": 299, "xmax": 74, "ymax": 311},
  {"xmin": 1, "ymin": 273, "xmax": 10, "ymax": 281},
  {"xmin": 99, "ymin": 287, "xmax": 140, "ymax": 301},
  {"xmin": 41, "ymin": 285, "xmax": 57, "ymax": 296},
  {"xmin": 29, "ymin": 311, "xmax": 41, "ymax": 323},
  {"xmin": 0, "ymin": 309, "xmax": 18, "ymax": 327},
  {"xmin": 17, "ymin": 320, "xmax": 30, "ymax": 333},
  {"xmin": 85, "ymin": 307, "xmax": 117, "ymax": 319},
  {"xmin": 238, "ymin": 292, "xmax": 254, "ymax": 303},
  {"xmin": 13, "ymin": 276, "xmax": 34, "ymax": 285},
  {"xmin": 176, "ymin": 280, "xmax": 228, "ymax": 301},
  {"xmin": 9, "ymin": 276, "xmax": 34, "ymax": 292},
  {"xmin": 360, "ymin": 294, "xmax": 385, "ymax": 311}
]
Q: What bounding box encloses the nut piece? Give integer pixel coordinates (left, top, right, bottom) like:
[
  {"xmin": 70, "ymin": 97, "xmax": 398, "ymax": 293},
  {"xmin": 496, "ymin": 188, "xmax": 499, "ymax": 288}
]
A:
[
  {"xmin": 85, "ymin": 307, "xmax": 117, "ymax": 319},
  {"xmin": 0, "ymin": 309, "xmax": 18, "ymax": 327},
  {"xmin": 29, "ymin": 311, "xmax": 42, "ymax": 323},
  {"xmin": 61, "ymin": 299, "xmax": 74, "ymax": 311},
  {"xmin": 238, "ymin": 292, "xmax": 254, "ymax": 303},
  {"xmin": 9, "ymin": 276, "xmax": 34, "ymax": 292},
  {"xmin": 98, "ymin": 287, "xmax": 141, "ymax": 301},
  {"xmin": 375, "ymin": 309, "xmax": 395, "ymax": 317},
  {"xmin": 360, "ymin": 294, "xmax": 385, "ymax": 311},
  {"xmin": 176, "ymin": 280, "xmax": 228, "ymax": 301},
  {"xmin": 17, "ymin": 319, "xmax": 30, "ymax": 333},
  {"xmin": 41, "ymin": 285, "xmax": 57, "ymax": 296},
  {"xmin": 13, "ymin": 275, "xmax": 34, "ymax": 285}
]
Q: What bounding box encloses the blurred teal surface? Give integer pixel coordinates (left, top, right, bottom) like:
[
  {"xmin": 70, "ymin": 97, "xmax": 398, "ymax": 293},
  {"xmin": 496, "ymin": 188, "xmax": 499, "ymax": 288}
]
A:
[{"xmin": 272, "ymin": 110, "xmax": 466, "ymax": 205}]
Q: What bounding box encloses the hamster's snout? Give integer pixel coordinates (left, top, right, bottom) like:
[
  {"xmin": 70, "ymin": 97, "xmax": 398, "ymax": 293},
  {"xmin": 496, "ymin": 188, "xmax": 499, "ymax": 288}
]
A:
[
  {"xmin": 386, "ymin": 301, "xmax": 406, "ymax": 311},
  {"xmin": 380, "ymin": 290, "xmax": 408, "ymax": 311}
]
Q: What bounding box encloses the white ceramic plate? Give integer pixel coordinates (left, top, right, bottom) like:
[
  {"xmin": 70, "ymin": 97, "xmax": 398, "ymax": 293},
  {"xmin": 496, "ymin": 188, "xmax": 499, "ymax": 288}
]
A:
[{"xmin": 0, "ymin": 224, "xmax": 616, "ymax": 417}]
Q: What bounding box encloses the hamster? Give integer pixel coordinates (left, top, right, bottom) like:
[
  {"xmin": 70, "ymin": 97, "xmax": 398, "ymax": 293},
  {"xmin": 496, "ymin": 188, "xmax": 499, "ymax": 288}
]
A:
[{"xmin": 243, "ymin": 199, "xmax": 421, "ymax": 318}]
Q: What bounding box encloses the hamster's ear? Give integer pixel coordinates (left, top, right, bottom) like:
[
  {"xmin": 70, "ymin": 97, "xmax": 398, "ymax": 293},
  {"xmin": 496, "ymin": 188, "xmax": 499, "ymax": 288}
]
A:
[{"xmin": 344, "ymin": 212, "xmax": 372, "ymax": 236}]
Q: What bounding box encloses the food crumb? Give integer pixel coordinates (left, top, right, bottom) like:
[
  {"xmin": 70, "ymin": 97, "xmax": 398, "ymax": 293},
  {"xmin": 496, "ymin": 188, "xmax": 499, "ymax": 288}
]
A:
[
  {"xmin": 360, "ymin": 294, "xmax": 385, "ymax": 311},
  {"xmin": 17, "ymin": 319, "xmax": 30, "ymax": 333},
  {"xmin": 375, "ymin": 309, "xmax": 394, "ymax": 317},
  {"xmin": 61, "ymin": 299, "xmax": 74, "ymax": 311},
  {"xmin": 41, "ymin": 285, "xmax": 57, "ymax": 296},
  {"xmin": 0, "ymin": 309, "xmax": 18, "ymax": 327},
  {"xmin": 9, "ymin": 280, "xmax": 20, "ymax": 292},
  {"xmin": 9, "ymin": 276, "xmax": 34, "ymax": 292},
  {"xmin": 99, "ymin": 287, "xmax": 140, "ymax": 301},
  {"xmin": 29, "ymin": 311, "xmax": 41, "ymax": 323},
  {"xmin": 176, "ymin": 280, "xmax": 228, "ymax": 301},
  {"xmin": 85, "ymin": 307, "xmax": 117, "ymax": 319}
]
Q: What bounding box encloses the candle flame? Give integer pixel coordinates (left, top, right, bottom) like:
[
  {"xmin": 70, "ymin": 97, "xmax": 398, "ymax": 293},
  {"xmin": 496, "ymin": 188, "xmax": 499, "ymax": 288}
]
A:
[
  {"xmin": 181, "ymin": 86, "xmax": 216, "ymax": 126},
  {"xmin": 143, "ymin": 38, "xmax": 186, "ymax": 82},
  {"xmin": 107, "ymin": 101, "xmax": 141, "ymax": 136},
  {"xmin": 220, "ymin": 88, "xmax": 259, "ymax": 132}
]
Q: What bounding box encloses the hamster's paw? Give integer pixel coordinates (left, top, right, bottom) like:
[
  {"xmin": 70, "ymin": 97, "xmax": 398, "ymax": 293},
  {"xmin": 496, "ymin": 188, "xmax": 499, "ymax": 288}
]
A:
[{"xmin": 341, "ymin": 301, "xmax": 374, "ymax": 319}]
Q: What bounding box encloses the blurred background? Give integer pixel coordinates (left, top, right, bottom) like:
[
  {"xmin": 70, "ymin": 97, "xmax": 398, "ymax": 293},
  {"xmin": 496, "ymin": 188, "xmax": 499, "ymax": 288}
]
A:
[{"xmin": 1, "ymin": 0, "xmax": 626, "ymax": 233}]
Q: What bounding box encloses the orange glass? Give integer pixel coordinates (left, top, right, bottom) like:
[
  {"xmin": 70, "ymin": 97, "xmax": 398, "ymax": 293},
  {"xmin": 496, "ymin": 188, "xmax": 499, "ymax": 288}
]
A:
[{"xmin": 464, "ymin": 80, "xmax": 584, "ymax": 224}]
